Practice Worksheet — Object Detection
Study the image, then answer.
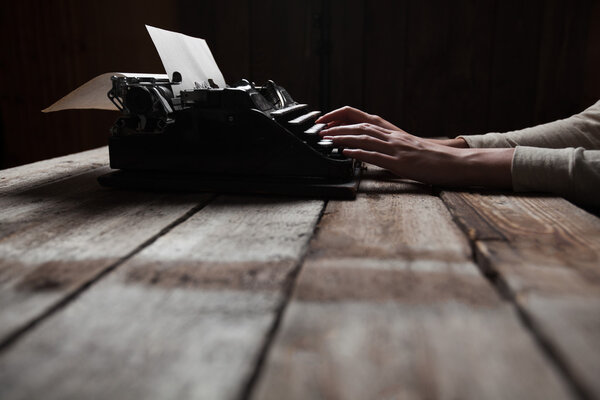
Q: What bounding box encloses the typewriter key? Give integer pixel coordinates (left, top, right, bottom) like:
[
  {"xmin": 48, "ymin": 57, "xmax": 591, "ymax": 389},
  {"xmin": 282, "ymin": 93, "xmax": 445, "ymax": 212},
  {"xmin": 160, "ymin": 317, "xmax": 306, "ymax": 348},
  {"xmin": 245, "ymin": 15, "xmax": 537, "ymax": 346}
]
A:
[{"xmin": 316, "ymin": 139, "xmax": 334, "ymax": 153}]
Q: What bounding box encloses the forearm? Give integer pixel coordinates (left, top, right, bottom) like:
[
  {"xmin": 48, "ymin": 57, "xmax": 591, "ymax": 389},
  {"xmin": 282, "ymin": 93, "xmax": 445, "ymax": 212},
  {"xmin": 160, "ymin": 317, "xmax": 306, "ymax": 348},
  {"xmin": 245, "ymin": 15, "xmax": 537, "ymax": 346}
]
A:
[
  {"xmin": 423, "ymin": 137, "xmax": 514, "ymax": 187},
  {"xmin": 448, "ymin": 147, "xmax": 515, "ymax": 188},
  {"xmin": 426, "ymin": 137, "xmax": 469, "ymax": 148}
]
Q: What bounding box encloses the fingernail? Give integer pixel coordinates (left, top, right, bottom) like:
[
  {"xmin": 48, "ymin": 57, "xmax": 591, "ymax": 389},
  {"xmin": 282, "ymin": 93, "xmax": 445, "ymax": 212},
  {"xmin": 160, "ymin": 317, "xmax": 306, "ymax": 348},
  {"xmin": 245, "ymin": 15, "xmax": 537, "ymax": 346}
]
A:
[{"xmin": 323, "ymin": 136, "xmax": 333, "ymax": 140}]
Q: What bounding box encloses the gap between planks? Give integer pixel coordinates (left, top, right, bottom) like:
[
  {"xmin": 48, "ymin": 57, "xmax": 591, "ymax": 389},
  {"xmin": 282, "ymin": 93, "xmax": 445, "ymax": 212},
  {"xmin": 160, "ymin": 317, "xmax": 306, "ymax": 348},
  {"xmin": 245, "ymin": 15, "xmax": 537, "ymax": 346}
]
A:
[
  {"xmin": 246, "ymin": 169, "xmax": 575, "ymax": 400},
  {"xmin": 237, "ymin": 200, "xmax": 329, "ymax": 400},
  {"xmin": 0, "ymin": 195, "xmax": 216, "ymax": 353},
  {"xmin": 471, "ymin": 242, "xmax": 593, "ymax": 400},
  {"xmin": 438, "ymin": 192, "xmax": 592, "ymax": 400}
]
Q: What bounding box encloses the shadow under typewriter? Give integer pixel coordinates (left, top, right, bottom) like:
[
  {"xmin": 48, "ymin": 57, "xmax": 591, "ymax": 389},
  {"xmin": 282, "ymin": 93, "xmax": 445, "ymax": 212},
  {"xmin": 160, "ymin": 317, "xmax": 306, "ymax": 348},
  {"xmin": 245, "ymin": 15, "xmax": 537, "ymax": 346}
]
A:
[{"xmin": 98, "ymin": 75, "xmax": 361, "ymax": 199}]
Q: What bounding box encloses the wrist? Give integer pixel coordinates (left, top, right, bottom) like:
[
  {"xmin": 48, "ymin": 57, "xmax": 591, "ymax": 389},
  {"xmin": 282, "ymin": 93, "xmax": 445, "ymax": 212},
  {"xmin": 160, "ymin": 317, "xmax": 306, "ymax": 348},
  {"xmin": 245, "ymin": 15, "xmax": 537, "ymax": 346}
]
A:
[
  {"xmin": 423, "ymin": 137, "xmax": 469, "ymax": 148},
  {"xmin": 456, "ymin": 148, "xmax": 515, "ymax": 188},
  {"xmin": 438, "ymin": 137, "xmax": 469, "ymax": 148}
]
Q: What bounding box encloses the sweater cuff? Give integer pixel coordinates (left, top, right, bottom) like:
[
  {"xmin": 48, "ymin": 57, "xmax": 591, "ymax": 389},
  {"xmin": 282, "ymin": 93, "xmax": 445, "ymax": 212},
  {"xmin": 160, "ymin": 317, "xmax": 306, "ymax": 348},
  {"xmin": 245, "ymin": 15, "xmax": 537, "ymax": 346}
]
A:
[
  {"xmin": 511, "ymin": 146, "xmax": 573, "ymax": 194},
  {"xmin": 457, "ymin": 132, "xmax": 513, "ymax": 149}
]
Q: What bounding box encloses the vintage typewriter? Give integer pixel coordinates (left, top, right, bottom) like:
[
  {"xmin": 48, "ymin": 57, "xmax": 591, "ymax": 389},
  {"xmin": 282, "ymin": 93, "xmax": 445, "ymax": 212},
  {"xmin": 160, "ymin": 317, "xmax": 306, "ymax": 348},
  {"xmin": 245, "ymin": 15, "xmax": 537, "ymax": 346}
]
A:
[{"xmin": 97, "ymin": 73, "xmax": 362, "ymax": 198}]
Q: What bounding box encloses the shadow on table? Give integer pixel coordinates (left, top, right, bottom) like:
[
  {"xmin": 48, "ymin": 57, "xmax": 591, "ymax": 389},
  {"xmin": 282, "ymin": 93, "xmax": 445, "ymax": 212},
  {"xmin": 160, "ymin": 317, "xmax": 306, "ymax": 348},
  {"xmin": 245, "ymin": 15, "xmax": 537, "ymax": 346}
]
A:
[
  {"xmin": 358, "ymin": 168, "xmax": 431, "ymax": 195},
  {"xmin": 0, "ymin": 163, "xmax": 106, "ymax": 197}
]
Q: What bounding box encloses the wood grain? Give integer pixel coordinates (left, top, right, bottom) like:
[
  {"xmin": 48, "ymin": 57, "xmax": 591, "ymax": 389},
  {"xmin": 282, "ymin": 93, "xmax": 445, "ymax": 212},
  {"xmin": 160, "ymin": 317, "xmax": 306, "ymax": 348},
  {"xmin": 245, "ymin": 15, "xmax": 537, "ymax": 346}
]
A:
[
  {"xmin": 0, "ymin": 171, "xmax": 212, "ymax": 344},
  {"xmin": 488, "ymin": 0, "xmax": 543, "ymax": 133},
  {"xmin": 440, "ymin": 190, "xmax": 600, "ymax": 399},
  {"xmin": 441, "ymin": 0, "xmax": 495, "ymax": 136},
  {"xmin": 0, "ymin": 145, "xmax": 216, "ymax": 347},
  {"xmin": 0, "ymin": 147, "xmax": 107, "ymax": 194},
  {"xmin": 249, "ymin": 0, "xmax": 320, "ymax": 107},
  {"xmin": 251, "ymin": 168, "xmax": 573, "ymax": 400},
  {"xmin": 329, "ymin": 0, "xmax": 365, "ymax": 111},
  {"xmin": 363, "ymin": 0, "xmax": 407, "ymax": 128},
  {"xmin": 0, "ymin": 1, "xmax": 177, "ymax": 168},
  {"xmin": 534, "ymin": 0, "xmax": 594, "ymax": 124},
  {"xmin": 402, "ymin": 0, "xmax": 451, "ymax": 136},
  {"xmin": 0, "ymin": 196, "xmax": 324, "ymax": 400}
]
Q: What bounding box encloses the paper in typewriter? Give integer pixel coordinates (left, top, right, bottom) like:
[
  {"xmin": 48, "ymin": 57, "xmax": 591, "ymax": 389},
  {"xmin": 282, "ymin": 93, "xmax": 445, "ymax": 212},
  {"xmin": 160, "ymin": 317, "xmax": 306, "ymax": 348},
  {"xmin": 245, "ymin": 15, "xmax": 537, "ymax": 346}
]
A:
[
  {"xmin": 43, "ymin": 26, "xmax": 225, "ymax": 112},
  {"xmin": 42, "ymin": 73, "xmax": 169, "ymax": 112},
  {"xmin": 146, "ymin": 25, "xmax": 226, "ymax": 95}
]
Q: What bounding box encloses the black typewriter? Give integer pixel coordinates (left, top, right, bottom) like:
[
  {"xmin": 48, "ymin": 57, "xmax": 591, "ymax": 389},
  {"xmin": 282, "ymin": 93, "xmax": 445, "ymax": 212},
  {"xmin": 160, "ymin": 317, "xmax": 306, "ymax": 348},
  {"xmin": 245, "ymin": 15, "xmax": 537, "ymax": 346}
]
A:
[{"xmin": 97, "ymin": 73, "xmax": 361, "ymax": 198}]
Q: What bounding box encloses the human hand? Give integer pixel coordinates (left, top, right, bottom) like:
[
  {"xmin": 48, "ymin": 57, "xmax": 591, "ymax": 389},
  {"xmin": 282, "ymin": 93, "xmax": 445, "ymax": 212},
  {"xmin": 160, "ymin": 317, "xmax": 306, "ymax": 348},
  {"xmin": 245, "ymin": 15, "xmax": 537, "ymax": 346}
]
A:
[
  {"xmin": 321, "ymin": 123, "xmax": 513, "ymax": 188},
  {"xmin": 316, "ymin": 106, "xmax": 400, "ymax": 131}
]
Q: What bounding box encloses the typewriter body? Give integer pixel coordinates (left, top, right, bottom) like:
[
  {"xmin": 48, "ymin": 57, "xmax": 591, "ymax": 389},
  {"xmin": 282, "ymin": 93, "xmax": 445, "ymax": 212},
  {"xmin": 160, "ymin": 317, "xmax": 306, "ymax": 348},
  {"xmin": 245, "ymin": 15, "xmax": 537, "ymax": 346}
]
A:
[{"xmin": 98, "ymin": 73, "xmax": 361, "ymax": 198}]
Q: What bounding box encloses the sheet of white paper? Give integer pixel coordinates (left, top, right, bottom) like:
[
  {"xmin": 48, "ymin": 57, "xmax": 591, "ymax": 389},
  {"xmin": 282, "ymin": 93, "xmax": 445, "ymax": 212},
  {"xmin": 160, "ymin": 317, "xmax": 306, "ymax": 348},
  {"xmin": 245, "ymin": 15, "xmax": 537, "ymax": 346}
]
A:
[
  {"xmin": 42, "ymin": 72, "xmax": 168, "ymax": 112},
  {"xmin": 146, "ymin": 25, "xmax": 226, "ymax": 95}
]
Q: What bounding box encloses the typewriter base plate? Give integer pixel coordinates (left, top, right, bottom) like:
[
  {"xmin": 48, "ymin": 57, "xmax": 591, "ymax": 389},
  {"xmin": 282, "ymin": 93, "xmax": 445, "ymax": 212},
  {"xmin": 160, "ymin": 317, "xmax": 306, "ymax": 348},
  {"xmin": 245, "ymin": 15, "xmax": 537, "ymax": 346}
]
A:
[{"xmin": 97, "ymin": 170, "xmax": 361, "ymax": 199}]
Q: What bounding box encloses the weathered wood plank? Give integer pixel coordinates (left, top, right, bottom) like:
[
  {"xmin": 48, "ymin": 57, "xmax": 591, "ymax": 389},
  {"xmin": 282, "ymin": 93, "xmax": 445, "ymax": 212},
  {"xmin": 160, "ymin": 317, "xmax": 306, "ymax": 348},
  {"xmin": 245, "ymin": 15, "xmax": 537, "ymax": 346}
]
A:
[
  {"xmin": 0, "ymin": 196, "xmax": 324, "ymax": 400},
  {"xmin": 438, "ymin": 190, "xmax": 506, "ymax": 241},
  {"xmin": 0, "ymin": 148, "xmax": 213, "ymax": 345},
  {"xmin": 0, "ymin": 168, "xmax": 110, "ymax": 237},
  {"xmin": 534, "ymin": 0, "xmax": 593, "ymax": 124},
  {"xmin": 252, "ymin": 169, "xmax": 573, "ymax": 400},
  {"xmin": 0, "ymin": 146, "xmax": 107, "ymax": 195},
  {"xmin": 250, "ymin": 0, "xmax": 320, "ymax": 106},
  {"xmin": 488, "ymin": 0, "xmax": 543, "ymax": 132},
  {"xmin": 0, "ymin": 173, "xmax": 213, "ymax": 344},
  {"xmin": 329, "ymin": 0, "xmax": 365, "ymax": 111},
  {"xmin": 363, "ymin": 0, "xmax": 407, "ymax": 129},
  {"xmin": 440, "ymin": 190, "xmax": 600, "ymax": 399}
]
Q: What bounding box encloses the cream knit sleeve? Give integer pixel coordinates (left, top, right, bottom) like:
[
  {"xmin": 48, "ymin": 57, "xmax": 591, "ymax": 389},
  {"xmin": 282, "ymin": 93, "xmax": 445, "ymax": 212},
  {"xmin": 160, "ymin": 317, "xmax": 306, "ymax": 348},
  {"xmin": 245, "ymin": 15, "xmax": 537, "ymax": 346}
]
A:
[
  {"xmin": 459, "ymin": 100, "xmax": 600, "ymax": 149},
  {"xmin": 457, "ymin": 100, "xmax": 600, "ymax": 207},
  {"xmin": 511, "ymin": 147, "xmax": 600, "ymax": 207}
]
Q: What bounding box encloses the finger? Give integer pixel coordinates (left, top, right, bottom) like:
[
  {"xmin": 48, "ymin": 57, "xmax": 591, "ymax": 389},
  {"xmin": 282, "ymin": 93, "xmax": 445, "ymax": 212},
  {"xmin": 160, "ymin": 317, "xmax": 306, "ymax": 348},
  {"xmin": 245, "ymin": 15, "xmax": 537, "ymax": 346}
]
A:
[
  {"xmin": 320, "ymin": 124, "xmax": 390, "ymax": 141},
  {"xmin": 322, "ymin": 120, "xmax": 345, "ymax": 129},
  {"xmin": 342, "ymin": 149, "xmax": 398, "ymax": 171},
  {"xmin": 316, "ymin": 106, "xmax": 369, "ymax": 125},
  {"xmin": 330, "ymin": 135, "xmax": 395, "ymax": 156}
]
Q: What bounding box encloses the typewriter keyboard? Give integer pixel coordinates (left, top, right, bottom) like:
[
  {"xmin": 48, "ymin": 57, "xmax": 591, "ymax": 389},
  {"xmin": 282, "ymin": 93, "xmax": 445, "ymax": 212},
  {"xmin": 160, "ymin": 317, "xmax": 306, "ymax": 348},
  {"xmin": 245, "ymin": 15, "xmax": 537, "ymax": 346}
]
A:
[{"xmin": 269, "ymin": 103, "xmax": 345, "ymax": 159}]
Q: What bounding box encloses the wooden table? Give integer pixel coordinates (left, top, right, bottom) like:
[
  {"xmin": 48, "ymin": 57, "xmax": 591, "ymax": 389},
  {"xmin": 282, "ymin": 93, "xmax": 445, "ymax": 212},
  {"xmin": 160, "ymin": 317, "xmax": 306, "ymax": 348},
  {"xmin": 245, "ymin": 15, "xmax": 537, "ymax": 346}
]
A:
[{"xmin": 1, "ymin": 147, "xmax": 599, "ymax": 400}]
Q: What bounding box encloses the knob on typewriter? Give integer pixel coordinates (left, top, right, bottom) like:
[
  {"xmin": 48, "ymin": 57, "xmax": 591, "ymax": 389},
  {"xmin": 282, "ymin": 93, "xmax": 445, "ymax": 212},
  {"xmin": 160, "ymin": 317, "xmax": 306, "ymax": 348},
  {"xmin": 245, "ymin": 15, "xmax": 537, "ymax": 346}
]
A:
[{"xmin": 263, "ymin": 80, "xmax": 285, "ymax": 109}]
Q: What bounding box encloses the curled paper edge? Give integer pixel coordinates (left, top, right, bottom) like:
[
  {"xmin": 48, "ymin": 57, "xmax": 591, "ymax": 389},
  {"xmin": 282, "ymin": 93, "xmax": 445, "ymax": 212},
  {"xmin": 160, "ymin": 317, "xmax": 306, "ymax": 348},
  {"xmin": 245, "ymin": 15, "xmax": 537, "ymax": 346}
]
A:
[{"xmin": 42, "ymin": 72, "xmax": 168, "ymax": 113}]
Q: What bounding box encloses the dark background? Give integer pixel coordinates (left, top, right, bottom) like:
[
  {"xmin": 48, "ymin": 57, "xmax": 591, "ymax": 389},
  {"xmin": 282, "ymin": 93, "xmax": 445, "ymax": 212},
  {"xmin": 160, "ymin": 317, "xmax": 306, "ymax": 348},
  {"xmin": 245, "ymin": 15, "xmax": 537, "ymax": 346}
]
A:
[{"xmin": 1, "ymin": 0, "xmax": 599, "ymax": 169}]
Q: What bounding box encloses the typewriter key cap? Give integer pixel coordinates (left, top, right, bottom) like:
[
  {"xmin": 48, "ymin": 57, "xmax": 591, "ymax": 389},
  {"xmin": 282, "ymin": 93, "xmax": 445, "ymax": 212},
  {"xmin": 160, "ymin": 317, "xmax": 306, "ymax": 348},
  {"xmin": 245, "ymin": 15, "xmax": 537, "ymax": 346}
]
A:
[
  {"xmin": 316, "ymin": 139, "xmax": 334, "ymax": 153},
  {"xmin": 304, "ymin": 123, "xmax": 327, "ymax": 136},
  {"xmin": 270, "ymin": 104, "xmax": 307, "ymax": 118},
  {"xmin": 288, "ymin": 111, "xmax": 321, "ymax": 126},
  {"xmin": 329, "ymin": 147, "xmax": 346, "ymax": 159}
]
